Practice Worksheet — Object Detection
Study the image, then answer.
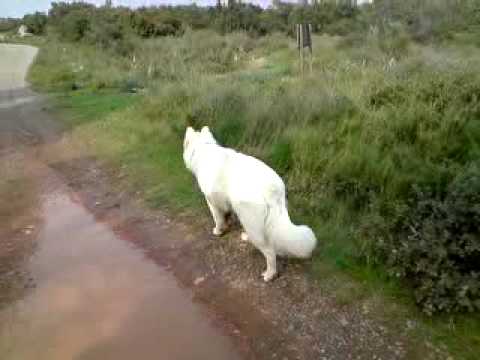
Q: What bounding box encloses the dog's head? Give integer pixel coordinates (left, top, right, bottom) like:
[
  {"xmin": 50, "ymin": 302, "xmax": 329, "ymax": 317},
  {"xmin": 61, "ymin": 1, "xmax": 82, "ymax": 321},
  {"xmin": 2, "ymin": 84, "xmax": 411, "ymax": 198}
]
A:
[{"xmin": 183, "ymin": 126, "xmax": 217, "ymax": 171}]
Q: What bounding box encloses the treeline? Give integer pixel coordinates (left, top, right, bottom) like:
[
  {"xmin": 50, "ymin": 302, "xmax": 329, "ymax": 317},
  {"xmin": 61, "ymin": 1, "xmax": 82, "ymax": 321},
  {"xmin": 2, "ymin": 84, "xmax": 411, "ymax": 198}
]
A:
[
  {"xmin": 0, "ymin": 18, "xmax": 20, "ymax": 33},
  {"xmin": 24, "ymin": 1, "xmax": 362, "ymax": 38},
  {"xmin": 22, "ymin": 1, "xmax": 480, "ymax": 54}
]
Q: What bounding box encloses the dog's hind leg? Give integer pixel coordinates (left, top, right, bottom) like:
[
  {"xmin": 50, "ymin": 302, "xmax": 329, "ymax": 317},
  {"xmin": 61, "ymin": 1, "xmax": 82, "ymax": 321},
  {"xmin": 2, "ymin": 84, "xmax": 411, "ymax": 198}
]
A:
[
  {"xmin": 206, "ymin": 197, "xmax": 227, "ymax": 236},
  {"xmin": 259, "ymin": 246, "xmax": 277, "ymax": 282},
  {"xmin": 234, "ymin": 202, "xmax": 277, "ymax": 281}
]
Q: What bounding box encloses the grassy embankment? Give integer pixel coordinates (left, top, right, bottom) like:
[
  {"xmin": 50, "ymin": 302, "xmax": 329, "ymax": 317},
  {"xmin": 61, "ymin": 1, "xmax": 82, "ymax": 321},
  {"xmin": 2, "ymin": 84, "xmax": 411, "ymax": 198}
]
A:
[{"xmin": 28, "ymin": 30, "xmax": 480, "ymax": 358}]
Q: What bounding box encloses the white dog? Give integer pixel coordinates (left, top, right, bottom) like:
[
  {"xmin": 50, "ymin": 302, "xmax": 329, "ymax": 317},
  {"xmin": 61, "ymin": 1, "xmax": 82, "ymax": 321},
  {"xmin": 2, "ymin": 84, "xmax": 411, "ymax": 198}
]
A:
[{"xmin": 183, "ymin": 126, "xmax": 317, "ymax": 281}]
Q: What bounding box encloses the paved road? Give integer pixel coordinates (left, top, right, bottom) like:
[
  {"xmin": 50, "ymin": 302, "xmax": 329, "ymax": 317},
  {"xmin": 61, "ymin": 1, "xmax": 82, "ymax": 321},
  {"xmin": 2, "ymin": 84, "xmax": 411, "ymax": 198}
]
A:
[
  {"xmin": 0, "ymin": 44, "xmax": 243, "ymax": 360},
  {"xmin": 0, "ymin": 45, "xmax": 57, "ymax": 152},
  {"xmin": 0, "ymin": 44, "xmax": 37, "ymax": 91}
]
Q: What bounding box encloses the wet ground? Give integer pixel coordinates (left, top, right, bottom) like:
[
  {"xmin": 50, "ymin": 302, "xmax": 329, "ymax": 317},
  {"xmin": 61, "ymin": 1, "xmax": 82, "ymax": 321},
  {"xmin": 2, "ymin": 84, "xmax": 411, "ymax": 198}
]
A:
[
  {"xmin": 0, "ymin": 184, "xmax": 241, "ymax": 360},
  {"xmin": 0, "ymin": 44, "xmax": 243, "ymax": 360}
]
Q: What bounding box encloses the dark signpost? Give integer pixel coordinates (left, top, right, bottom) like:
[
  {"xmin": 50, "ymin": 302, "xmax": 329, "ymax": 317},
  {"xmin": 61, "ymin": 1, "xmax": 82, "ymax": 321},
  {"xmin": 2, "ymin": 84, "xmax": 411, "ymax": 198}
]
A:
[{"xmin": 296, "ymin": 23, "xmax": 313, "ymax": 75}]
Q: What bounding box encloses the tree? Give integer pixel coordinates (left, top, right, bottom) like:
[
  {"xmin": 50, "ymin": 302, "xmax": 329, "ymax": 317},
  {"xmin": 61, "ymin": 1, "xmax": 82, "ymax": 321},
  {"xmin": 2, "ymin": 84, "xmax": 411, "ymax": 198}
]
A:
[
  {"xmin": 0, "ymin": 18, "xmax": 20, "ymax": 33},
  {"xmin": 23, "ymin": 12, "xmax": 48, "ymax": 35}
]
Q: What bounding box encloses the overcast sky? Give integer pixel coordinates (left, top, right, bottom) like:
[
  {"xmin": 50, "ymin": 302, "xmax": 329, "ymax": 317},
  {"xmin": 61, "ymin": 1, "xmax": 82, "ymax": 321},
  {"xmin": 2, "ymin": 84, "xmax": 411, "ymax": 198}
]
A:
[{"xmin": 1, "ymin": 0, "xmax": 371, "ymax": 19}]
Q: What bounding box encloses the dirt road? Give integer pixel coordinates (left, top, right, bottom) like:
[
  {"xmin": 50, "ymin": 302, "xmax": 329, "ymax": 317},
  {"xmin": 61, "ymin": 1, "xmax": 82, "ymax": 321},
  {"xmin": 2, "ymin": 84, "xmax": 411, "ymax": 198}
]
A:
[{"xmin": 0, "ymin": 44, "xmax": 243, "ymax": 360}]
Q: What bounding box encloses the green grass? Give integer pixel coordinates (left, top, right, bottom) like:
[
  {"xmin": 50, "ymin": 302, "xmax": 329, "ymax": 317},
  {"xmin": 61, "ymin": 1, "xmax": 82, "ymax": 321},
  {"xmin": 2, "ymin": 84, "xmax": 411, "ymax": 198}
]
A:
[
  {"xmin": 28, "ymin": 32, "xmax": 480, "ymax": 358},
  {"xmin": 51, "ymin": 89, "xmax": 204, "ymax": 214},
  {"xmin": 55, "ymin": 91, "xmax": 139, "ymax": 128}
]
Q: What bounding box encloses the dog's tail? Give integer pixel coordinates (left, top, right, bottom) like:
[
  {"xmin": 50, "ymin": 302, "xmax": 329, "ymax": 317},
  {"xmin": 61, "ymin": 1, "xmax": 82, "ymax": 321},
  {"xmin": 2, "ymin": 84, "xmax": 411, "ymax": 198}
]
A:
[{"xmin": 265, "ymin": 190, "xmax": 317, "ymax": 258}]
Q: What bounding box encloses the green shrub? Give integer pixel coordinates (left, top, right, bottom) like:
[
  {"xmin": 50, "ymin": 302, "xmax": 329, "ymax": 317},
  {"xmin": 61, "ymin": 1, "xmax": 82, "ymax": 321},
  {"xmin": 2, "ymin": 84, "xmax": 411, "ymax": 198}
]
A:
[
  {"xmin": 58, "ymin": 11, "xmax": 91, "ymax": 42},
  {"xmin": 0, "ymin": 18, "xmax": 20, "ymax": 33},
  {"xmin": 23, "ymin": 12, "xmax": 48, "ymax": 35},
  {"xmin": 381, "ymin": 163, "xmax": 480, "ymax": 315},
  {"xmin": 132, "ymin": 13, "xmax": 183, "ymax": 37}
]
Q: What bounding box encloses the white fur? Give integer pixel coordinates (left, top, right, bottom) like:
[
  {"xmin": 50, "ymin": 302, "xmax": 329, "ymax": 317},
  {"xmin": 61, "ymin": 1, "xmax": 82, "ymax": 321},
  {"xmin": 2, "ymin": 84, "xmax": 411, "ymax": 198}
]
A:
[{"xmin": 183, "ymin": 126, "xmax": 317, "ymax": 282}]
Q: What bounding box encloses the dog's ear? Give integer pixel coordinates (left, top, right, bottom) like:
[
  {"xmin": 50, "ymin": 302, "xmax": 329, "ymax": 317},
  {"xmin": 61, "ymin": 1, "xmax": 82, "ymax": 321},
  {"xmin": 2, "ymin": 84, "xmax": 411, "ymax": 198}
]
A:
[
  {"xmin": 186, "ymin": 126, "xmax": 195, "ymax": 138},
  {"xmin": 200, "ymin": 126, "xmax": 216, "ymax": 143},
  {"xmin": 184, "ymin": 127, "xmax": 196, "ymax": 149}
]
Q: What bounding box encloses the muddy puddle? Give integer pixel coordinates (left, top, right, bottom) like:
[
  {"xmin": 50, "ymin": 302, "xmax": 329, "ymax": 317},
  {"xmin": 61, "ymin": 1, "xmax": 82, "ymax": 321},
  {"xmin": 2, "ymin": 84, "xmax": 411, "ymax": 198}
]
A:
[{"xmin": 0, "ymin": 188, "xmax": 242, "ymax": 360}]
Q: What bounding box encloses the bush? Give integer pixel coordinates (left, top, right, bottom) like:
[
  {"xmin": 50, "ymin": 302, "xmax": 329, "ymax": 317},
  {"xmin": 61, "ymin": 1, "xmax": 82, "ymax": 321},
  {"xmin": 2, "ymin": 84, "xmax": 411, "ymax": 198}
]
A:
[
  {"xmin": 87, "ymin": 15, "xmax": 134, "ymax": 56},
  {"xmin": 381, "ymin": 164, "xmax": 480, "ymax": 314},
  {"xmin": 58, "ymin": 11, "xmax": 90, "ymax": 41},
  {"xmin": 132, "ymin": 14, "xmax": 183, "ymax": 37},
  {"xmin": 23, "ymin": 12, "xmax": 48, "ymax": 35},
  {"xmin": 0, "ymin": 18, "xmax": 20, "ymax": 33}
]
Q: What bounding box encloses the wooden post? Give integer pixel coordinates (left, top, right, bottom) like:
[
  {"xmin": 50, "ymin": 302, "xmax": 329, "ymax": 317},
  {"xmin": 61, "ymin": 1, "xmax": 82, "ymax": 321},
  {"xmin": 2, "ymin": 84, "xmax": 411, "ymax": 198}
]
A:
[
  {"xmin": 296, "ymin": 24, "xmax": 300, "ymax": 75},
  {"xmin": 296, "ymin": 23, "xmax": 313, "ymax": 76},
  {"xmin": 308, "ymin": 24, "xmax": 313, "ymax": 75},
  {"xmin": 299, "ymin": 25, "xmax": 304, "ymax": 76}
]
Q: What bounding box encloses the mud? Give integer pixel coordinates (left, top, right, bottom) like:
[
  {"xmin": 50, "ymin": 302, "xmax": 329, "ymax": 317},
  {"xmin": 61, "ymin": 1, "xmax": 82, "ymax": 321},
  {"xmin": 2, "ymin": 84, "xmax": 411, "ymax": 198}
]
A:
[{"xmin": 0, "ymin": 182, "xmax": 242, "ymax": 360}]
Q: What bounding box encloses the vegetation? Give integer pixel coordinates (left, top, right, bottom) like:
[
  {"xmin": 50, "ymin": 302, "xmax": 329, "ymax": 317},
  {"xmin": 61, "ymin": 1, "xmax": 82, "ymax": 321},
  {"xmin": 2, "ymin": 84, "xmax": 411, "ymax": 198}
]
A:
[
  {"xmin": 23, "ymin": 0, "xmax": 480, "ymax": 357},
  {"xmin": 23, "ymin": 12, "xmax": 48, "ymax": 35},
  {"xmin": 0, "ymin": 18, "xmax": 20, "ymax": 33}
]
